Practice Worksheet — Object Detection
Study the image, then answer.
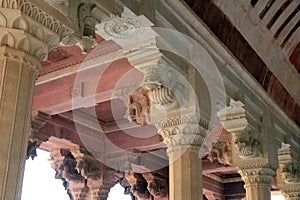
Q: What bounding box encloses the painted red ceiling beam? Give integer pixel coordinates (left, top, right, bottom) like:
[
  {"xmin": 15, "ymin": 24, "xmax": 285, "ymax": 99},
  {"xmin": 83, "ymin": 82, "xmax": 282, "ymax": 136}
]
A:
[
  {"xmin": 33, "ymin": 58, "xmax": 143, "ymax": 115},
  {"xmin": 42, "ymin": 115, "xmax": 164, "ymax": 152}
]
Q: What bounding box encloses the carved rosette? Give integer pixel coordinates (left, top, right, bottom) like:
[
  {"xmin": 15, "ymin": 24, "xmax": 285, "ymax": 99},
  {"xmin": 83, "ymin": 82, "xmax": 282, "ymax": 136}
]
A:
[
  {"xmin": 277, "ymin": 144, "xmax": 300, "ymax": 200},
  {"xmin": 103, "ymin": 16, "xmax": 145, "ymax": 39}
]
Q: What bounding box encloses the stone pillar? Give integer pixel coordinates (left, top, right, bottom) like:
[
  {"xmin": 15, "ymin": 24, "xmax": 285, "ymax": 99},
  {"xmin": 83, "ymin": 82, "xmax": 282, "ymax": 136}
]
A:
[
  {"xmin": 238, "ymin": 163, "xmax": 275, "ymax": 200},
  {"xmin": 153, "ymin": 113, "xmax": 207, "ymax": 200},
  {"xmin": 277, "ymin": 143, "xmax": 300, "ymax": 200},
  {"xmin": 0, "ymin": 1, "xmax": 66, "ymax": 198},
  {"xmin": 96, "ymin": 8, "xmax": 209, "ymax": 200},
  {"xmin": 218, "ymin": 100, "xmax": 276, "ymax": 200}
]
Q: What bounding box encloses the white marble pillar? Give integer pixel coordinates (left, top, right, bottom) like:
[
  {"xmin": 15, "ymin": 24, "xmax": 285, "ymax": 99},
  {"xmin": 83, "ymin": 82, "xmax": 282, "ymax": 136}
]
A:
[{"xmin": 0, "ymin": 2, "xmax": 62, "ymax": 198}]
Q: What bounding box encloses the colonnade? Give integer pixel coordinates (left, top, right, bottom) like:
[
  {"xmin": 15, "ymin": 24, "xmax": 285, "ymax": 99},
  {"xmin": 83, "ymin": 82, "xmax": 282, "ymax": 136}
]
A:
[{"xmin": 0, "ymin": 2, "xmax": 299, "ymax": 200}]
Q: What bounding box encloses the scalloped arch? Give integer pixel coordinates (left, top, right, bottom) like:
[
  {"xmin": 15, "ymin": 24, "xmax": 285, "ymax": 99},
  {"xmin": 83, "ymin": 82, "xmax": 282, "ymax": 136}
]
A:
[
  {"xmin": 30, "ymin": 25, "xmax": 44, "ymax": 40},
  {"xmin": 10, "ymin": 0, "xmax": 18, "ymax": 9},
  {"xmin": 0, "ymin": 12, "xmax": 7, "ymax": 27},
  {"xmin": 32, "ymin": 45, "xmax": 48, "ymax": 61},
  {"xmin": 17, "ymin": 36, "xmax": 31, "ymax": 53},
  {"xmin": 20, "ymin": 1, "xmax": 31, "ymax": 12},
  {"xmin": 49, "ymin": 21, "xmax": 59, "ymax": 32},
  {"xmin": 1, "ymin": 32, "xmax": 15, "ymax": 47},
  {"xmin": 28, "ymin": 7, "xmax": 39, "ymax": 19},
  {"xmin": 45, "ymin": 35, "xmax": 59, "ymax": 51},
  {"xmin": 12, "ymin": 16, "xmax": 29, "ymax": 31}
]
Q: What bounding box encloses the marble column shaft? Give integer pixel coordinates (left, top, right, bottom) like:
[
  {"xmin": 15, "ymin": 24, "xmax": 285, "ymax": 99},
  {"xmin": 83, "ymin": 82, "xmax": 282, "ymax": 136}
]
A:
[
  {"xmin": 0, "ymin": 2, "xmax": 62, "ymax": 198},
  {"xmin": 0, "ymin": 46, "xmax": 39, "ymax": 200},
  {"xmin": 168, "ymin": 146, "xmax": 202, "ymax": 200}
]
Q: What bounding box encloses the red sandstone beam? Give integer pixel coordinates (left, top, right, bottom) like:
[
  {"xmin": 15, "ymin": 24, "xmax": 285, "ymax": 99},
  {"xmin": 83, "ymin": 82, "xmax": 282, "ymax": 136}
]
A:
[
  {"xmin": 33, "ymin": 58, "xmax": 143, "ymax": 115},
  {"xmin": 42, "ymin": 115, "xmax": 163, "ymax": 152}
]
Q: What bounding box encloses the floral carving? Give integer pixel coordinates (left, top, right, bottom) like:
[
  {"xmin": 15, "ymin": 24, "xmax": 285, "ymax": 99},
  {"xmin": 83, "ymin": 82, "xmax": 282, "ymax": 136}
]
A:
[
  {"xmin": 104, "ymin": 17, "xmax": 144, "ymax": 39},
  {"xmin": 233, "ymin": 128, "xmax": 262, "ymax": 159},
  {"xmin": 282, "ymin": 162, "xmax": 300, "ymax": 183},
  {"xmin": 217, "ymin": 99, "xmax": 262, "ymax": 159},
  {"xmin": 239, "ymin": 167, "xmax": 275, "ymax": 186},
  {"xmin": 217, "ymin": 99, "xmax": 248, "ymax": 134},
  {"xmin": 277, "ymin": 143, "xmax": 300, "ymax": 199},
  {"xmin": 128, "ymin": 87, "xmax": 151, "ymax": 125}
]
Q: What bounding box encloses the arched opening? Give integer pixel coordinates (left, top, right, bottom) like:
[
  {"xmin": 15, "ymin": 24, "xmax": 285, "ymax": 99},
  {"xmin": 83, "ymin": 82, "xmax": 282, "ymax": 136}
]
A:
[
  {"xmin": 21, "ymin": 149, "xmax": 69, "ymax": 200},
  {"xmin": 107, "ymin": 183, "xmax": 132, "ymax": 200}
]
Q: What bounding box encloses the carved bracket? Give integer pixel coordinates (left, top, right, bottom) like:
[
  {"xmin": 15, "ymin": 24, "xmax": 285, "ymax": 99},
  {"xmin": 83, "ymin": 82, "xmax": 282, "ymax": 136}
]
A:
[
  {"xmin": 125, "ymin": 172, "xmax": 152, "ymax": 200},
  {"xmin": 27, "ymin": 111, "xmax": 51, "ymax": 159},
  {"xmin": 218, "ymin": 99, "xmax": 262, "ymax": 159},
  {"xmin": 128, "ymin": 87, "xmax": 151, "ymax": 126},
  {"xmin": 277, "ymin": 143, "xmax": 300, "ymax": 199},
  {"xmin": 232, "ymin": 126, "xmax": 262, "ymax": 159},
  {"xmin": 142, "ymin": 171, "xmax": 168, "ymax": 199},
  {"xmin": 207, "ymin": 131, "xmax": 233, "ymax": 166}
]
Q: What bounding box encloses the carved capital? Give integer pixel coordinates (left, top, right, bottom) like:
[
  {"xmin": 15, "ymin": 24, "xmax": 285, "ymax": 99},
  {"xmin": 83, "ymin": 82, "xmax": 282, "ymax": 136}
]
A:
[
  {"xmin": 50, "ymin": 148, "xmax": 115, "ymax": 200},
  {"xmin": 0, "ymin": 0, "xmax": 71, "ymax": 62},
  {"xmin": 235, "ymin": 159, "xmax": 275, "ymax": 189},
  {"xmin": 155, "ymin": 114, "xmax": 208, "ymax": 150},
  {"xmin": 239, "ymin": 167, "xmax": 275, "ymax": 187},
  {"xmin": 280, "ymin": 185, "xmax": 300, "ymax": 200},
  {"xmin": 277, "ymin": 143, "xmax": 300, "ymax": 184}
]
